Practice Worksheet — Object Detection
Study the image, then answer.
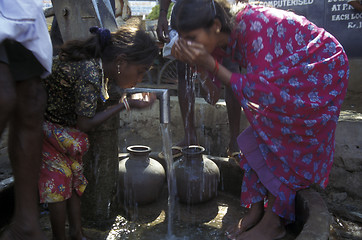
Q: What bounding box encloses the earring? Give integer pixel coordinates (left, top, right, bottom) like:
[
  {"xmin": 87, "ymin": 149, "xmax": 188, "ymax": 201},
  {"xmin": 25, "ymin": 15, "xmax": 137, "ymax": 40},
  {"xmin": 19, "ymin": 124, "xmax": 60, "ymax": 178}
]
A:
[
  {"xmin": 117, "ymin": 65, "xmax": 120, "ymax": 74},
  {"xmin": 216, "ymin": 28, "xmax": 220, "ymax": 34}
]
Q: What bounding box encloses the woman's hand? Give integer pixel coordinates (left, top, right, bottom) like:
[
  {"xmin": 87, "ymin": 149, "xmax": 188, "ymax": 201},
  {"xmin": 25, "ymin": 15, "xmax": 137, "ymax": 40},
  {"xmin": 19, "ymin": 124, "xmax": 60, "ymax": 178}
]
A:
[
  {"xmin": 127, "ymin": 93, "xmax": 156, "ymax": 109},
  {"xmin": 173, "ymin": 39, "xmax": 233, "ymax": 87},
  {"xmin": 173, "ymin": 39, "xmax": 215, "ymax": 72}
]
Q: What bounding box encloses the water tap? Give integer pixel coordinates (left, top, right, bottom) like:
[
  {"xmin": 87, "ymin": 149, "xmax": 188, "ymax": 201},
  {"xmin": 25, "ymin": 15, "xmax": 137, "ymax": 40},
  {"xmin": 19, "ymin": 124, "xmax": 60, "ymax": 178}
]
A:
[{"xmin": 123, "ymin": 88, "xmax": 170, "ymax": 124}]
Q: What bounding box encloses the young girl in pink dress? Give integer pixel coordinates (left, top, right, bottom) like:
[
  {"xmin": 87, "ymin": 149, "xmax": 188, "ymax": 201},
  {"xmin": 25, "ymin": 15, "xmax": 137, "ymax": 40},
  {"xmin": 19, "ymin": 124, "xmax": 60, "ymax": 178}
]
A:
[
  {"xmin": 171, "ymin": 0, "xmax": 349, "ymax": 239},
  {"xmin": 38, "ymin": 27, "xmax": 159, "ymax": 240}
]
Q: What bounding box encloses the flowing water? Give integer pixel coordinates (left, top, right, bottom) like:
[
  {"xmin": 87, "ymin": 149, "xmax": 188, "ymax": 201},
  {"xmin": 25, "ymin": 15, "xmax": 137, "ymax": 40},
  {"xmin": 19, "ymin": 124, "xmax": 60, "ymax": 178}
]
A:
[{"xmin": 159, "ymin": 123, "xmax": 178, "ymax": 239}]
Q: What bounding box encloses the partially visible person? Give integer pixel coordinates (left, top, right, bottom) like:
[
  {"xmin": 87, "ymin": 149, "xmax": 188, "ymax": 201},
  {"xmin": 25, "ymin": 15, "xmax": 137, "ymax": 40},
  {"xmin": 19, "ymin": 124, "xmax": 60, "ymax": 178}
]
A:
[
  {"xmin": 348, "ymin": 0, "xmax": 362, "ymax": 12},
  {"xmin": 157, "ymin": 0, "xmax": 244, "ymax": 159},
  {"xmin": 0, "ymin": 0, "xmax": 52, "ymax": 239},
  {"xmin": 38, "ymin": 26, "xmax": 159, "ymax": 240},
  {"xmin": 171, "ymin": 0, "xmax": 348, "ymax": 239}
]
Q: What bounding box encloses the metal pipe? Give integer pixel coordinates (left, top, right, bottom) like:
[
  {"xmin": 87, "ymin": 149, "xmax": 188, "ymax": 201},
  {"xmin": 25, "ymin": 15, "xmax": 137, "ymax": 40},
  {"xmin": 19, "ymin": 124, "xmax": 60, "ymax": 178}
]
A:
[{"xmin": 123, "ymin": 88, "xmax": 170, "ymax": 124}]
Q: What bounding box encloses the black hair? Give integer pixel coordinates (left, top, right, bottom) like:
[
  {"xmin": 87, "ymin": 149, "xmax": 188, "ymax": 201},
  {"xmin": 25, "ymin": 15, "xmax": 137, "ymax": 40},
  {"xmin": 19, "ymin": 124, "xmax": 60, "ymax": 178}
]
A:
[
  {"xmin": 171, "ymin": 0, "xmax": 233, "ymax": 33},
  {"xmin": 59, "ymin": 26, "xmax": 159, "ymax": 66}
]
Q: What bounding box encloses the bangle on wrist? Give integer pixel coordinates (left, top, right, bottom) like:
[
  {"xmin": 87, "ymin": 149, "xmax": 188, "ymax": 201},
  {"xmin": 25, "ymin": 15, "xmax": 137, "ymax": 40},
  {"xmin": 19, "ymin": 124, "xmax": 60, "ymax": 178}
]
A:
[
  {"xmin": 212, "ymin": 59, "xmax": 219, "ymax": 76},
  {"xmin": 199, "ymin": 75, "xmax": 207, "ymax": 85},
  {"xmin": 123, "ymin": 97, "xmax": 131, "ymax": 111}
]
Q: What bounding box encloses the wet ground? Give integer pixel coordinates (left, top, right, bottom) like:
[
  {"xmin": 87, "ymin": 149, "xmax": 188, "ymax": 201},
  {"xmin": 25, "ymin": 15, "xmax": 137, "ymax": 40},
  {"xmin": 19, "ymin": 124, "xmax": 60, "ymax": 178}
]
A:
[
  {"xmin": 38, "ymin": 188, "xmax": 298, "ymax": 240},
  {"xmin": 330, "ymin": 215, "xmax": 362, "ymax": 240},
  {"xmin": 1, "ymin": 169, "xmax": 361, "ymax": 239}
]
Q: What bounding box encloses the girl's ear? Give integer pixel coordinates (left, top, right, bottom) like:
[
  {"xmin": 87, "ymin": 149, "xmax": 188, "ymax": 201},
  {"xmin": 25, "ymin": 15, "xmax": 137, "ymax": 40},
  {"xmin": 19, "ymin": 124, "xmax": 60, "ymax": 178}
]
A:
[
  {"xmin": 116, "ymin": 54, "xmax": 128, "ymax": 75},
  {"xmin": 116, "ymin": 54, "xmax": 127, "ymax": 66},
  {"xmin": 212, "ymin": 19, "xmax": 222, "ymax": 33}
]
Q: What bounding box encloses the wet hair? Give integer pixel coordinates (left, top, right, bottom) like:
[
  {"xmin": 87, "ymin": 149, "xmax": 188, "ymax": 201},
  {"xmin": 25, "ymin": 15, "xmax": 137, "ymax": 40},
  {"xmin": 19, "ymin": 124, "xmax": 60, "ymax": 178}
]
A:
[
  {"xmin": 59, "ymin": 26, "xmax": 159, "ymax": 66},
  {"xmin": 171, "ymin": 0, "xmax": 233, "ymax": 34}
]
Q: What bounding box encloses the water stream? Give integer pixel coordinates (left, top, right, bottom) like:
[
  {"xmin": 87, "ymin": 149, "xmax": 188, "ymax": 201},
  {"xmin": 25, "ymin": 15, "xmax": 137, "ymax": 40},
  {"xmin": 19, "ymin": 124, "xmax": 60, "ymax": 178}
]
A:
[{"xmin": 159, "ymin": 123, "xmax": 178, "ymax": 239}]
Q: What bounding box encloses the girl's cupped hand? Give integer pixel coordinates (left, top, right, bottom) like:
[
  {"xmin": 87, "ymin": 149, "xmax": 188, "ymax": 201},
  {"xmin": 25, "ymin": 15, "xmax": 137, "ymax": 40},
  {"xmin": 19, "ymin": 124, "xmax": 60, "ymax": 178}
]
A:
[{"xmin": 127, "ymin": 93, "xmax": 156, "ymax": 109}]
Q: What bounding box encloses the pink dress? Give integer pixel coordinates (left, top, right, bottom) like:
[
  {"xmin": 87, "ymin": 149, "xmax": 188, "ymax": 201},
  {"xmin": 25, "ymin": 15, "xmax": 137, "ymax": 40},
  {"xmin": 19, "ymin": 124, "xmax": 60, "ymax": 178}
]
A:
[
  {"xmin": 226, "ymin": 4, "xmax": 348, "ymax": 221},
  {"xmin": 38, "ymin": 121, "xmax": 89, "ymax": 203}
]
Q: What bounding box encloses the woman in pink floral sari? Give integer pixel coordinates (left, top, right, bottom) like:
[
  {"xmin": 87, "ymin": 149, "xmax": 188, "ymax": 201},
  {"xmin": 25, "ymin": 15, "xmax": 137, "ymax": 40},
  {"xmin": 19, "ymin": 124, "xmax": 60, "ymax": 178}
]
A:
[{"xmin": 171, "ymin": 0, "xmax": 348, "ymax": 239}]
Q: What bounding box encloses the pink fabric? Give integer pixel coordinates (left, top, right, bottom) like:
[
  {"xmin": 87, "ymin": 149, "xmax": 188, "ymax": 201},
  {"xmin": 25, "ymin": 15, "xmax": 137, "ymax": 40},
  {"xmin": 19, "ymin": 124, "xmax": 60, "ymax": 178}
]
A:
[
  {"xmin": 238, "ymin": 127, "xmax": 281, "ymax": 197},
  {"xmin": 238, "ymin": 126, "xmax": 297, "ymax": 221},
  {"xmin": 226, "ymin": 4, "xmax": 348, "ymax": 221}
]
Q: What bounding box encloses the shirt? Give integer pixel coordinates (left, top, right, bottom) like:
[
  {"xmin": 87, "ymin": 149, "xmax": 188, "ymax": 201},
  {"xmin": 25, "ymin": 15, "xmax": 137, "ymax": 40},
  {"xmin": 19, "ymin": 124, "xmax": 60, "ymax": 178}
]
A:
[
  {"xmin": 0, "ymin": 0, "xmax": 52, "ymax": 77},
  {"xmin": 43, "ymin": 57, "xmax": 103, "ymax": 127}
]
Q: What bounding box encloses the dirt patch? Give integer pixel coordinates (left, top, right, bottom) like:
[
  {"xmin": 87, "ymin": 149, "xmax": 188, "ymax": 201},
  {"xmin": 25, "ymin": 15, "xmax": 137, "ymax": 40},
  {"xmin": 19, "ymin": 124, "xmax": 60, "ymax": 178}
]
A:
[{"xmin": 341, "ymin": 90, "xmax": 362, "ymax": 114}]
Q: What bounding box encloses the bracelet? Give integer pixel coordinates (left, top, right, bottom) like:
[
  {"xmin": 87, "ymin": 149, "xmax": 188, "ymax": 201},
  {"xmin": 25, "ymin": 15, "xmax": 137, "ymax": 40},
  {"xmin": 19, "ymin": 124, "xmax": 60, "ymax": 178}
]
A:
[
  {"xmin": 123, "ymin": 97, "xmax": 131, "ymax": 111},
  {"xmin": 160, "ymin": 8, "xmax": 168, "ymax": 13},
  {"xmin": 212, "ymin": 59, "xmax": 219, "ymax": 76},
  {"xmin": 199, "ymin": 75, "xmax": 207, "ymax": 85}
]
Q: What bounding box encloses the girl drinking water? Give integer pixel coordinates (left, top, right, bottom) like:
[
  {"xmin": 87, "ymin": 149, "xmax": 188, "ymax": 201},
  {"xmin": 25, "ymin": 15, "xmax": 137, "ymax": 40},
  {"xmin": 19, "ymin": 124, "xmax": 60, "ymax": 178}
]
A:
[{"xmin": 38, "ymin": 26, "xmax": 159, "ymax": 240}]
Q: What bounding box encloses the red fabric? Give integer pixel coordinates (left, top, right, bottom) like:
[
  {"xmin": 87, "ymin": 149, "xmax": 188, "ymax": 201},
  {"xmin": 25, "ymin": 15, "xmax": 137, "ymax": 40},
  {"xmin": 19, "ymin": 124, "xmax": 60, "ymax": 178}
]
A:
[{"xmin": 38, "ymin": 121, "xmax": 89, "ymax": 203}]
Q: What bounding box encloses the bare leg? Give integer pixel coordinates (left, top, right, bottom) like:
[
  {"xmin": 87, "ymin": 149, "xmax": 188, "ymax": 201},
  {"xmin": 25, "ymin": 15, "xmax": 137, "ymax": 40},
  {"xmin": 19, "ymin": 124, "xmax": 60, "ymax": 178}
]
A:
[
  {"xmin": 0, "ymin": 63, "xmax": 16, "ymax": 135},
  {"xmin": 225, "ymin": 86, "xmax": 241, "ymax": 155},
  {"xmin": 67, "ymin": 192, "xmax": 87, "ymax": 240},
  {"xmin": 48, "ymin": 201, "xmax": 67, "ymax": 240},
  {"xmin": 222, "ymin": 58, "xmax": 241, "ymax": 157},
  {"xmin": 176, "ymin": 61, "xmax": 197, "ymax": 147},
  {"xmin": 234, "ymin": 192, "xmax": 286, "ymax": 240},
  {"xmin": 1, "ymin": 77, "xmax": 47, "ymax": 240},
  {"xmin": 226, "ymin": 201, "xmax": 264, "ymax": 239}
]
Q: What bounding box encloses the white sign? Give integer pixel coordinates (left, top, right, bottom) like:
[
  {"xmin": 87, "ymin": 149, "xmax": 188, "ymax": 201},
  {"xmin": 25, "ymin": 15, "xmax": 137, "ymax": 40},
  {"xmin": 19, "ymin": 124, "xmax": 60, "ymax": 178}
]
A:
[
  {"xmin": 43, "ymin": 0, "xmax": 52, "ymax": 9},
  {"xmin": 129, "ymin": 1, "xmax": 157, "ymax": 16},
  {"xmin": 249, "ymin": 0, "xmax": 315, "ymax": 7}
]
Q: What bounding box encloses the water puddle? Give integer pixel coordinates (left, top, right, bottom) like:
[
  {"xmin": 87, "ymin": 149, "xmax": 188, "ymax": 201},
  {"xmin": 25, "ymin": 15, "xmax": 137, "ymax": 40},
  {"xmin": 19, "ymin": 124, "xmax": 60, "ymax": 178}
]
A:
[
  {"xmin": 330, "ymin": 215, "xmax": 362, "ymax": 240},
  {"xmin": 40, "ymin": 190, "xmax": 243, "ymax": 239},
  {"xmin": 38, "ymin": 188, "xmax": 300, "ymax": 239}
]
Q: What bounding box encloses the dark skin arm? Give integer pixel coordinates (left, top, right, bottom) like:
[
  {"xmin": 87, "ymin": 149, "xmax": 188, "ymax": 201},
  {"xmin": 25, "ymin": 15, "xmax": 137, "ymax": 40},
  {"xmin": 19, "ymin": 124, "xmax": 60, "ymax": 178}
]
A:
[
  {"xmin": 156, "ymin": 0, "xmax": 172, "ymax": 43},
  {"xmin": 349, "ymin": 1, "xmax": 362, "ymax": 12},
  {"xmin": 76, "ymin": 93, "xmax": 156, "ymax": 132}
]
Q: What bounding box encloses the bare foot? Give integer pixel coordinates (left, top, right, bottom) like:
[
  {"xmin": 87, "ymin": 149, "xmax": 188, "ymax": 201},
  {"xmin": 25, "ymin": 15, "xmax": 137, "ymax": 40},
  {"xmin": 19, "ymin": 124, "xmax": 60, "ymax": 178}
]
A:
[
  {"xmin": 227, "ymin": 141, "xmax": 240, "ymax": 157},
  {"xmin": 235, "ymin": 208, "xmax": 286, "ymax": 240},
  {"xmin": 0, "ymin": 223, "xmax": 47, "ymax": 240},
  {"xmin": 226, "ymin": 201, "xmax": 264, "ymax": 239}
]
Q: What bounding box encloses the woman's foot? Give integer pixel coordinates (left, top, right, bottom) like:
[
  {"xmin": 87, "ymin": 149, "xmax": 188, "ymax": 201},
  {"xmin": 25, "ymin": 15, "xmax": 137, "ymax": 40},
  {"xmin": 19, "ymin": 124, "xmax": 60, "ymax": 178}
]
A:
[
  {"xmin": 226, "ymin": 201, "xmax": 264, "ymax": 239},
  {"xmin": 232, "ymin": 208, "xmax": 286, "ymax": 240},
  {"xmin": 227, "ymin": 140, "xmax": 240, "ymax": 155},
  {"xmin": 231, "ymin": 192, "xmax": 286, "ymax": 240},
  {"xmin": 227, "ymin": 140, "xmax": 241, "ymax": 161}
]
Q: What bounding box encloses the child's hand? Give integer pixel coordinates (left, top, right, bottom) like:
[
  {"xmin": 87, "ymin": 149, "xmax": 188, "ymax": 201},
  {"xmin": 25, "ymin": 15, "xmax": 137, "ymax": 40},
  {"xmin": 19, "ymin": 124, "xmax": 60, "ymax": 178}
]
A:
[{"xmin": 127, "ymin": 93, "xmax": 156, "ymax": 109}]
